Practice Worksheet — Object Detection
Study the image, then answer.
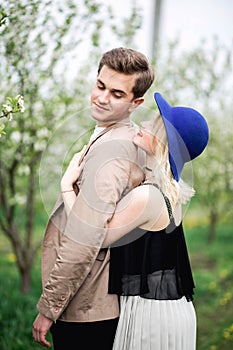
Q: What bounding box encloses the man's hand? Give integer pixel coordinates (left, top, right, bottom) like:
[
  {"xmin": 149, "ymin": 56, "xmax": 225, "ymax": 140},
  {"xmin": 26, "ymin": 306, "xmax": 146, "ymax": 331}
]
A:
[{"xmin": 32, "ymin": 313, "xmax": 53, "ymax": 347}]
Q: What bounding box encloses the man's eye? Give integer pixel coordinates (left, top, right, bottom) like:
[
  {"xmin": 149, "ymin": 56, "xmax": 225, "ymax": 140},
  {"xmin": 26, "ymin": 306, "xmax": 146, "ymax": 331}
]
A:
[
  {"xmin": 113, "ymin": 93, "xmax": 123, "ymax": 99},
  {"xmin": 97, "ymin": 83, "xmax": 105, "ymax": 90}
]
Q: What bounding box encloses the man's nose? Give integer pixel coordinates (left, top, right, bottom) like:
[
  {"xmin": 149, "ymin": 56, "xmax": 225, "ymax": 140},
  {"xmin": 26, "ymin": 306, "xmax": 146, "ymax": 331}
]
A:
[{"xmin": 98, "ymin": 90, "xmax": 110, "ymax": 103}]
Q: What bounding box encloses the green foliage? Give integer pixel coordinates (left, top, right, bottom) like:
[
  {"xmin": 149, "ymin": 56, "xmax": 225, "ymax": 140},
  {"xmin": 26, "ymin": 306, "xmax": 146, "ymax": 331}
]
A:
[
  {"xmin": 1, "ymin": 3, "xmax": 232, "ymax": 347},
  {"xmin": 1, "ymin": 95, "xmax": 25, "ymax": 118},
  {"xmin": 109, "ymin": 2, "xmax": 142, "ymax": 47},
  {"xmin": 0, "ymin": 95, "xmax": 25, "ymax": 136},
  {"xmin": 0, "ymin": 123, "xmax": 6, "ymax": 136},
  {"xmin": 183, "ymin": 222, "xmax": 233, "ymax": 349},
  {"xmin": 1, "ymin": 222, "xmax": 233, "ymax": 349},
  {"xmin": 0, "ymin": 10, "xmax": 7, "ymax": 26},
  {"xmin": 0, "ymin": 251, "xmax": 49, "ymax": 350},
  {"xmin": 0, "ymin": 0, "xmax": 142, "ymax": 293}
]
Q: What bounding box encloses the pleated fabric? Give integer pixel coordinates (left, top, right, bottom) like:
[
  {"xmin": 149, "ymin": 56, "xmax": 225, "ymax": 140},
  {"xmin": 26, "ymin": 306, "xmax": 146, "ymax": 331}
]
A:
[{"xmin": 112, "ymin": 296, "xmax": 196, "ymax": 350}]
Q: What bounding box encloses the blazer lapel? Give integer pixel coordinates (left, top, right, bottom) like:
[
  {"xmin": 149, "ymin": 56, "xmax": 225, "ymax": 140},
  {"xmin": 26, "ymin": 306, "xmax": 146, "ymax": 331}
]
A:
[
  {"xmin": 78, "ymin": 123, "xmax": 117, "ymax": 165},
  {"xmin": 51, "ymin": 123, "xmax": 119, "ymax": 216}
]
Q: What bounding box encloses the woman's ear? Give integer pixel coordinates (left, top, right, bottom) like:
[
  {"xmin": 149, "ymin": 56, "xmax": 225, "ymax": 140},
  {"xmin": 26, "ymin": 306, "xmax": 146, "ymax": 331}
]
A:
[{"xmin": 151, "ymin": 136, "xmax": 157, "ymax": 155}]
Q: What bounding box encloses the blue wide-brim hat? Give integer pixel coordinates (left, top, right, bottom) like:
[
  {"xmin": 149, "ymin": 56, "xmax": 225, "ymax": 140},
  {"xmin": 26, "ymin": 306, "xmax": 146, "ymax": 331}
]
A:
[{"xmin": 154, "ymin": 92, "xmax": 209, "ymax": 182}]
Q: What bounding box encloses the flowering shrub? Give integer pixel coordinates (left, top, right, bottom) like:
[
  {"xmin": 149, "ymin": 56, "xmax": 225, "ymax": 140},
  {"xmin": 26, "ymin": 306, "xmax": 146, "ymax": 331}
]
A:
[
  {"xmin": 223, "ymin": 323, "xmax": 233, "ymax": 340},
  {"xmin": 0, "ymin": 95, "xmax": 25, "ymax": 136}
]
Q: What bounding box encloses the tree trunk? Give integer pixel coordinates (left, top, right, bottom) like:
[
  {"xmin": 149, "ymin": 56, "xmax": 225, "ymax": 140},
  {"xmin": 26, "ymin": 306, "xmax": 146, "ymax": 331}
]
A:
[
  {"xmin": 207, "ymin": 209, "xmax": 218, "ymax": 242},
  {"xmin": 20, "ymin": 265, "xmax": 32, "ymax": 294}
]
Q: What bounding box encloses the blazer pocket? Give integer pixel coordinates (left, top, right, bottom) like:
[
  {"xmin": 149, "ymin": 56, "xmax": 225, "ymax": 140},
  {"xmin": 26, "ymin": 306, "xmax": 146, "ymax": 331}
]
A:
[{"xmin": 96, "ymin": 248, "xmax": 108, "ymax": 261}]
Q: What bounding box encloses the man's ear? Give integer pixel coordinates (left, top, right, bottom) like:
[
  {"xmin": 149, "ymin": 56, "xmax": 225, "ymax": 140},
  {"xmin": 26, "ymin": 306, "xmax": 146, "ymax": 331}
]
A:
[{"xmin": 129, "ymin": 97, "xmax": 144, "ymax": 112}]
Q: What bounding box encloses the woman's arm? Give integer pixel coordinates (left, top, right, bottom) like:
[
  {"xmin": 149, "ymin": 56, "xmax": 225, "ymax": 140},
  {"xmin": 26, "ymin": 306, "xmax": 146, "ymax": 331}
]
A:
[
  {"xmin": 60, "ymin": 146, "xmax": 86, "ymax": 214},
  {"xmin": 61, "ymin": 148, "xmax": 170, "ymax": 247},
  {"xmin": 102, "ymin": 185, "xmax": 169, "ymax": 247}
]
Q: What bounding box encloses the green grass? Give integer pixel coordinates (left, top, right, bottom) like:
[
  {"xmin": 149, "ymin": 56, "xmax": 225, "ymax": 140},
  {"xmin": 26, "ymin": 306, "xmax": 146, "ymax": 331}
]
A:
[
  {"xmin": 0, "ymin": 221, "xmax": 233, "ymax": 349},
  {"xmin": 0, "ymin": 247, "xmax": 52, "ymax": 350},
  {"xmin": 183, "ymin": 221, "xmax": 233, "ymax": 350}
]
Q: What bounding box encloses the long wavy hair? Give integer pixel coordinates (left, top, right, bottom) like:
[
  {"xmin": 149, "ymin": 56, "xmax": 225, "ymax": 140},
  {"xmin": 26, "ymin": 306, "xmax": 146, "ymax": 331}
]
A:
[{"xmin": 150, "ymin": 113, "xmax": 195, "ymax": 206}]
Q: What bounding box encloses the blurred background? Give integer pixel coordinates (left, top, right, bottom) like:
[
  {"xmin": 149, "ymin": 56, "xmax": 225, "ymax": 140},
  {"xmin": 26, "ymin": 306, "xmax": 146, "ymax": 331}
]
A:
[
  {"xmin": 115, "ymin": 0, "xmax": 233, "ymax": 56},
  {"xmin": 0, "ymin": 1, "xmax": 233, "ymax": 349}
]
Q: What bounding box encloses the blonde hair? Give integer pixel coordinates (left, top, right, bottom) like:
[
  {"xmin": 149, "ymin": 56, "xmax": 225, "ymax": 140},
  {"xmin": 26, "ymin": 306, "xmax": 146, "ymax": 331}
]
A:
[{"xmin": 151, "ymin": 114, "xmax": 195, "ymax": 206}]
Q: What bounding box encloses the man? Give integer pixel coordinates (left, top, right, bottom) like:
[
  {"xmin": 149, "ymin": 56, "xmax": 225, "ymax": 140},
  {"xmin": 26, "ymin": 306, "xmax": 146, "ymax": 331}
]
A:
[{"xmin": 32, "ymin": 47, "xmax": 154, "ymax": 349}]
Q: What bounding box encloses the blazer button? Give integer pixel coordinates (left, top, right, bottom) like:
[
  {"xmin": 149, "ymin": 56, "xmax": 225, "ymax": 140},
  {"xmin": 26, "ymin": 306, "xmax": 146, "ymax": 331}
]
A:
[{"xmin": 60, "ymin": 295, "xmax": 66, "ymax": 301}]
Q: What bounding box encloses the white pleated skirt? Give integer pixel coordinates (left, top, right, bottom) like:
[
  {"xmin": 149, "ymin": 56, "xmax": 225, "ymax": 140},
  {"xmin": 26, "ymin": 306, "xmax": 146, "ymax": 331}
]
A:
[{"xmin": 112, "ymin": 295, "xmax": 196, "ymax": 350}]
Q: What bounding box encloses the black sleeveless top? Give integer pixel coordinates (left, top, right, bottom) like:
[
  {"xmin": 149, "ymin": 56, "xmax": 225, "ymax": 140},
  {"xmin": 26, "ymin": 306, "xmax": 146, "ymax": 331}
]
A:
[{"xmin": 108, "ymin": 184, "xmax": 195, "ymax": 301}]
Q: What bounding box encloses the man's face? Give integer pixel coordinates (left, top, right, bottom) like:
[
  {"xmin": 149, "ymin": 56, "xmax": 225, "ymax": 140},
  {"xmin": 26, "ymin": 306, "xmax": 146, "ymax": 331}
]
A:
[{"xmin": 90, "ymin": 65, "xmax": 143, "ymax": 126}]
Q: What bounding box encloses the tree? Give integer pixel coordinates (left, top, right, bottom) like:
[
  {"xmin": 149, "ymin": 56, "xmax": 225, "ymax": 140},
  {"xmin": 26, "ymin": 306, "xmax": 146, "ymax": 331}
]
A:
[
  {"xmin": 193, "ymin": 109, "xmax": 233, "ymax": 242},
  {"xmin": 0, "ymin": 0, "xmax": 142, "ymax": 293},
  {"xmin": 0, "ymin": 95, "xmax": 25, "ymax": 136}
]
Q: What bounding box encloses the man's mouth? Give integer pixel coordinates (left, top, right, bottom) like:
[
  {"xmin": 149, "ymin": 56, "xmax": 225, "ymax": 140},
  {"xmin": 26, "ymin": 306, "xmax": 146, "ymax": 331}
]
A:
[{"xmin": 93, "ymin": 102, "xmax": 109, "ymax": 112}]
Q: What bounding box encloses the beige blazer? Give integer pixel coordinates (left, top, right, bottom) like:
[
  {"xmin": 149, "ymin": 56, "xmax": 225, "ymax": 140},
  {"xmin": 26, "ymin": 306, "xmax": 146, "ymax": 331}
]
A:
[{"xmin": 37, "ymin": 120, "xmax": 146, "ymax": 322}]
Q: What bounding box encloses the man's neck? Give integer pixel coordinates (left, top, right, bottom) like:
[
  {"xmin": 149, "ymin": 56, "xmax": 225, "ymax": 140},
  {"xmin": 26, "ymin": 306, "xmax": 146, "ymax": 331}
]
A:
[{"xmin": 96, "ymin": 117, "xmax": 130, "ymax": 128}]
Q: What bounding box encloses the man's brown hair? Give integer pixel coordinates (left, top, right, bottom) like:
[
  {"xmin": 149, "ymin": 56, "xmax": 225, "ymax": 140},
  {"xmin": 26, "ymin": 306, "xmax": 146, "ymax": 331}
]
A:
[{"xmin": 98, "ymin": 47, "xmax": 154, "ymax": 98}]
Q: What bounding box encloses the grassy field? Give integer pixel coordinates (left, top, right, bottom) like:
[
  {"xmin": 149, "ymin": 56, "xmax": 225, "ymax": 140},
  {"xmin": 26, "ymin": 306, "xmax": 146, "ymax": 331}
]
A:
[
  {"xmin": 0, "ymin": 220, "xmax": 233, "ymax": 350},
  {"xmin": 184, "ymin": 222, "xmax": 233, "ymax": 350}
]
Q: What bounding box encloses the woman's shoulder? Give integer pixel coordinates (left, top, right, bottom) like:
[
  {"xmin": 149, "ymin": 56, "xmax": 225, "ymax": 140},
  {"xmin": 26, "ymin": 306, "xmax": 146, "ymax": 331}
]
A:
[
  {"xmin": 140, "ymin": 183, "xmax": 182, "ymax": 228},
  {"xmin": 133, "ymin": 183, "xmax": 170, "ymax": 231},
  {"xmin": 139, "ymin": 182, "xmax": 165, "ymax": 199},
  {"xmin": 130, "ymin": 182, "xmax": 165, "ymax": 203}
]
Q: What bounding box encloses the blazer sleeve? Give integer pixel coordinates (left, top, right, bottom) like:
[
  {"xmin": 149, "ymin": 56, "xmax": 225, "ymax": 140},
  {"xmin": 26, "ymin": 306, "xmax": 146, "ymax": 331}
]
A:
[{"xmin": 37, "ymin": 132, "xmax": 145, "ymax": 320}]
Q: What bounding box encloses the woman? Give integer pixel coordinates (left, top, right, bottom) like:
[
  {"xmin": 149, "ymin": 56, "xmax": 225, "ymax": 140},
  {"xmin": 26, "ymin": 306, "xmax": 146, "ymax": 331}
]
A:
[{"xmin": 61, "ymin": 92, "xmax": 209, "ymax": 350}]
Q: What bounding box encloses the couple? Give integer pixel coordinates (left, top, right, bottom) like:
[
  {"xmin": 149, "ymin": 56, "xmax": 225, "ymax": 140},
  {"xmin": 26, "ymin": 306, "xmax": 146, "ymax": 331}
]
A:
[{"xmin": 32, "ymin": 47, "xmax": 209, "ymax": 350}]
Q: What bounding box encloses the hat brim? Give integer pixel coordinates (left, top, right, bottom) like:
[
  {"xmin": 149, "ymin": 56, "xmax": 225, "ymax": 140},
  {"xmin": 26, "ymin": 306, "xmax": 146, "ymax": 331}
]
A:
[{"xmin": 154, "ymin": 92, "xmax": 189, "ymax": 181}]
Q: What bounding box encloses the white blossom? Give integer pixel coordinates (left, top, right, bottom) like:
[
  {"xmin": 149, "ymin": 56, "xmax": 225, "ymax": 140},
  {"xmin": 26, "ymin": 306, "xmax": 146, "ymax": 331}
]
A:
[
  {"xmin": 8, "ymin": 113, "xmax": 13, "ymax": 121},
  {"xmin": 16, "ymin": 95, "xmax": 25, "ymax": 112},
  {"xmin": 11, "ymin": 131, "xmax": 21, "ymax": 142},
  {"xmin": 2, "ymin": 104, "xmax": 13, "ymax": 112}
]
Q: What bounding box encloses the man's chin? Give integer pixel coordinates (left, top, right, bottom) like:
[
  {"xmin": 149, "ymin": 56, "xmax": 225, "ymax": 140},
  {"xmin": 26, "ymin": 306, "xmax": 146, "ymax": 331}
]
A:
[
  {"xmin": 91, "ymin": 111, "xmax": 113, "ymax": 124},
  {"xmin": 91, "ymin": 106, "xmax": 106, "ymax": 119}
]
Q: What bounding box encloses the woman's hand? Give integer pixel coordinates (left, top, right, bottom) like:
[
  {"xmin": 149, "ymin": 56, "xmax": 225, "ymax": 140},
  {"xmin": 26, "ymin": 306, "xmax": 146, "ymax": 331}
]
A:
[{"xmin": 61, "ymin": 145, "xmax": 87, "ymax": 191}]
